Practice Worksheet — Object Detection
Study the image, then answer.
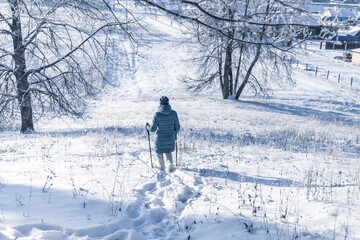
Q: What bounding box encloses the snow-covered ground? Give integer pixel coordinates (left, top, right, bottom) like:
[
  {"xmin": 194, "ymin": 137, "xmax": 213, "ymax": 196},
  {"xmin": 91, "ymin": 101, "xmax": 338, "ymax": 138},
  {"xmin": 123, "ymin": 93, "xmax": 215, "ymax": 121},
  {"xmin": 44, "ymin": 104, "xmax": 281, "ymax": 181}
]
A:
[{"xmin": 1, "ymin": 8, "xmax": 360, "ymax": 240}]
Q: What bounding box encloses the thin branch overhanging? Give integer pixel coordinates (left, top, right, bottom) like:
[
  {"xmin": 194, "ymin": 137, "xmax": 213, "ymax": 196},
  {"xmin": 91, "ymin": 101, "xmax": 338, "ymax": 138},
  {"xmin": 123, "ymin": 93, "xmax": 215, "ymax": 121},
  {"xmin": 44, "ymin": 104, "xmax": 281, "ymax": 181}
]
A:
[
  {"xmin": 102, "ymin": 0, "xmax": 138, "ymax": 45},
  {"xmin": 0, "ymin": 29, "xmax": 14, "ymax": 36},
  {"xmin": 0, "ymin": 12, "xmax": 11, "ymax": 28},
  {"xmin": 26, "ymin": 22, "xmax": 119, "ymax": 74},
  {"xmin": 138, "ymin": 0, "xmax": 307, "ymax": 51},
  {"xmin": 181, "ymin": 0, "xmax": 315, "ymax": 28}
]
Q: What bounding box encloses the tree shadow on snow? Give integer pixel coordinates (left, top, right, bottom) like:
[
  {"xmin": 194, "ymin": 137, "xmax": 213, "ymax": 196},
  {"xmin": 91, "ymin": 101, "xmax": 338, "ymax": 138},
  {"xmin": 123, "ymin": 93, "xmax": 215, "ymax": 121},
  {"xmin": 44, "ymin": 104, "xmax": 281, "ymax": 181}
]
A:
[
  {"xmin": 38, "ymin": 126, "xmax": 147, "ymax": 138},
  {"xmin": 241, "ymin": 100, "xmax": 359, "ymax": 125},
  {"xmin": 0, "ymin": 183, "xmax": 127, "ymax": 239},
  {"xmin": 183, "ymin": 168, "xmax": 357, "ymax": 188},
  {"xmin": 183, "ymin": 168, "xmax": 301, "ymax": 187}
]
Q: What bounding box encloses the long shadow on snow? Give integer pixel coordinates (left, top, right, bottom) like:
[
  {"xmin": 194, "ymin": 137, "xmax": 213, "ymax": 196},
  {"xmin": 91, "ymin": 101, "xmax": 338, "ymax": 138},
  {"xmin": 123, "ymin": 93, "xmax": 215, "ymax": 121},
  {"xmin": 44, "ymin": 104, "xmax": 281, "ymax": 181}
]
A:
[
  {"xmin": 0, "ymin": 184, "xmax": 128, "ymax": 239},
  {"xmin": 307, "ymin": 98, "xmax": 360, "ymax": 115},
  {"xmin": 184, "ymin": 168, "xmax": 356, "ymax": 188},
  {"xmin": 39, "ymin": 125, "xmax": 356, "ymax": 157},
  {"xmin": 0, "ymin": 182, "xmax": 183, "ymax": 239},
  {"xmin": 39, "ymin": 126, "xmax": 146, "ymax": 138},
  {"xmin": 241, "ymin": 100, "xmax": 359, "ymax": 125},
  {"xmin": 184, "ymin": 168, "xmax": 300, "ymax": 187}
]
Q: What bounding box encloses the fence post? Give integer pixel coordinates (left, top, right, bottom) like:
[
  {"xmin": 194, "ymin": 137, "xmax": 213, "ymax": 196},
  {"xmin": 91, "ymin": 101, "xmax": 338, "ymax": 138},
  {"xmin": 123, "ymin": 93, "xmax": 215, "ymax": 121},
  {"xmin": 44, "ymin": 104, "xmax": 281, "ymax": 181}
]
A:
[
  {"xmin": 338, "ymin": 74, "xmax": 341, "ymax": 83},
  {"xmin": 315, "ymin": 66, "xmax": 318, "ymax": 76},
  {"xmin": 351, "ymin": 77, "xmax": 353, "ymax": 87},
  {"xmin": 306, "ymin": 63, "xmax": 308, "ymax": 71},
  {"xmin": 327, "ymin": 70, "xmax": 330, "ymax": 79}
]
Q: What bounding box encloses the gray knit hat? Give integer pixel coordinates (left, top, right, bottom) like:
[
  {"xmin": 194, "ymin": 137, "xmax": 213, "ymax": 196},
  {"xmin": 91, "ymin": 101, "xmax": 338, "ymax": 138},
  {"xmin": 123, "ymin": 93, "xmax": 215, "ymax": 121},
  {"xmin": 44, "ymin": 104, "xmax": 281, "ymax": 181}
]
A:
[{"xmin": 160, "ymin": 96, "xmax": 169, "ymax": 105}]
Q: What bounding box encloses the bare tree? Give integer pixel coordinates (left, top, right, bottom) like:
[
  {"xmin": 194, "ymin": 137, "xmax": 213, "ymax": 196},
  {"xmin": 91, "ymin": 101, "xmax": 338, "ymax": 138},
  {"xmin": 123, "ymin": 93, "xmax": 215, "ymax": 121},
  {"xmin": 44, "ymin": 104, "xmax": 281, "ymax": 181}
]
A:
[
  {"xmin": 0, "ymin": 0, "xmax": 138, "ymax": 132},
  {"xmin": 138, "ymin": 0, "xmax": 329, "ymax": 99}
]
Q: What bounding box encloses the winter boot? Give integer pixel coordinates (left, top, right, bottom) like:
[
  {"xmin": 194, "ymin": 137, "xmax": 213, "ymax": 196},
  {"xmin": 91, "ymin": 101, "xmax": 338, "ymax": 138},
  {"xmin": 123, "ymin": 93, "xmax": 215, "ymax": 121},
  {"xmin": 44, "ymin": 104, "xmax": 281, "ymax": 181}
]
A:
[
  {"xmin": 165, "ymin": 152, "xmax": 175, "ymax": 172},
  {"xmin": 168, "ymin": 163, "xmax": 175, "ymax": 173},
  {"xmin": 157, "ymin": 153, "xmax": 166, "ymax": 171}
]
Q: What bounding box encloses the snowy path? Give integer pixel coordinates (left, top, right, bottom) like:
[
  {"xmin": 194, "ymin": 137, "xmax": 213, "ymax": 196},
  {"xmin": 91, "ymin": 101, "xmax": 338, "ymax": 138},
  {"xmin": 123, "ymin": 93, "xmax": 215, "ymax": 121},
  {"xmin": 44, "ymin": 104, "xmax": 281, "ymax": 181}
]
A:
[{"xmin": 1, "ymin": 6, "xmax": 360, "ymax": 240}]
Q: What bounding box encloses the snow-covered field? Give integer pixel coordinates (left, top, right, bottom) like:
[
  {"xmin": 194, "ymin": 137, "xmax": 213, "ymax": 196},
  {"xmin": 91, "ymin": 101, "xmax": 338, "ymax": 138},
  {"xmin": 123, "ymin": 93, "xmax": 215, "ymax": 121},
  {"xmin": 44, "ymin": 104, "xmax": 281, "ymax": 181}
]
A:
[{"xmin": 1, "ymin": 8, "xmax": 360, "ymax": 240}]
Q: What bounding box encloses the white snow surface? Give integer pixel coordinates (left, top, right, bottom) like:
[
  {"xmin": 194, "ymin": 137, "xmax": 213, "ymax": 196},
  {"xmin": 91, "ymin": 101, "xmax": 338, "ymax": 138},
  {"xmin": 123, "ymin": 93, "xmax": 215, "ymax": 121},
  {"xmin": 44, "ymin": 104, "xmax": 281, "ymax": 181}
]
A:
[{"xmin": 1, "ymin": 8, "xmax": 360, "ymax": 240}]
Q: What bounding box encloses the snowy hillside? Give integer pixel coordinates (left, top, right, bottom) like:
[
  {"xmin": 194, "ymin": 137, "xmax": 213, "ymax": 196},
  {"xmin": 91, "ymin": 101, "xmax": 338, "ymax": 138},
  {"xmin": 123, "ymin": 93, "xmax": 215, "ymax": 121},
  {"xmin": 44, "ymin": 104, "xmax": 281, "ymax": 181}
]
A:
[{"xmin": 1, "ymin": 6, "xmax": 360, "ymax": 240}]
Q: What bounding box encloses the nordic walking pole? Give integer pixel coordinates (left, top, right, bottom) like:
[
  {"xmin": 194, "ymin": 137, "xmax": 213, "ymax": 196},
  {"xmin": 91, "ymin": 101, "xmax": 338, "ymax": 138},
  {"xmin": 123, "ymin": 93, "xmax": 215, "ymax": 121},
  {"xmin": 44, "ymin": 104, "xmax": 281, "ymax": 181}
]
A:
[
  {"xmin": 175, "ymin": 134, "xmax": 178, "ymax": 167},
  {"xmin": 146, "ymin": 123, "xmax": 153, "ymax": 168}
]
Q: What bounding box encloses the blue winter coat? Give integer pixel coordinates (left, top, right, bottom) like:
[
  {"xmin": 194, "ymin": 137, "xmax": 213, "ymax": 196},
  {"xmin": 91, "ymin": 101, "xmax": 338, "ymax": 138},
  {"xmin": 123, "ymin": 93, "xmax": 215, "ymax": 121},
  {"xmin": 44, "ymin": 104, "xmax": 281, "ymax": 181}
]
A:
[{"xmin": 149, "ymin": 105, "xmax": 180, "ymax": 153}]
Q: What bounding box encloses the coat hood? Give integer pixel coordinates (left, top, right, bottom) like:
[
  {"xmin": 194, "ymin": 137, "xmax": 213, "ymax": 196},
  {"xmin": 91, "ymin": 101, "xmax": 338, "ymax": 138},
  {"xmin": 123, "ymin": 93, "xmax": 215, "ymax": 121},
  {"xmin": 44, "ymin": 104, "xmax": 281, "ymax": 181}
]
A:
[{"xmin": 157, "ymin": 105, "xmax": 172, "ymax": 115}]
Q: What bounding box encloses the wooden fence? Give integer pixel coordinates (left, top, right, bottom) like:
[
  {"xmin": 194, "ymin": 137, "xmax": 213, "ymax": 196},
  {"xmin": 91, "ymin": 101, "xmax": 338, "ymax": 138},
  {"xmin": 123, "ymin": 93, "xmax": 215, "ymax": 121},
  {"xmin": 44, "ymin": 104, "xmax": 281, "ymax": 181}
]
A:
[
  {"xmin": 325, "ymin": 41, "xmax": 360, "ymax": 50},
  {"xmin": 291, "ymin": 59, "xmax": 356, "ymax": 87}
]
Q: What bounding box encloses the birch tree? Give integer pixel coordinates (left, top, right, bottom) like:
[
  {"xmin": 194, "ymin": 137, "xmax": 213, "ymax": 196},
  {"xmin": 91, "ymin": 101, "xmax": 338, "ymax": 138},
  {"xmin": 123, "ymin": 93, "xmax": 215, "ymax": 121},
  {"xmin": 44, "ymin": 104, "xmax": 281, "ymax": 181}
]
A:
[{"xmin": 0, "ymin": 0, "xmax": 137, "ymax": 132}]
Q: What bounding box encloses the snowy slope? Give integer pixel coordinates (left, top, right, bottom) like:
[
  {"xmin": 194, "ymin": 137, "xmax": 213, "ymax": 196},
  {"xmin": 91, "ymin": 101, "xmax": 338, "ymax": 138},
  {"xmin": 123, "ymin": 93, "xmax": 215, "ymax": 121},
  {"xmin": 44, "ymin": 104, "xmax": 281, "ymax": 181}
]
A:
[{"xmin": 1, "ymin": 7, "xmax": 360, "ymax": 240}]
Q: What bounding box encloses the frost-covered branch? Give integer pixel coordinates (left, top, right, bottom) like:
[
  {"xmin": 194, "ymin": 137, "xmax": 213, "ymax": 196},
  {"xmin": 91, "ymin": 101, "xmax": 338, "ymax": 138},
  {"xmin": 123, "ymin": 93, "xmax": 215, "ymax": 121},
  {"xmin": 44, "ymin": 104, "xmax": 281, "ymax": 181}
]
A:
[
  {"xmin": 0, "ymin": 0, "xmax": 142, "ymax": 132},
  {"xmin": 27, "ymin": 22, "xmax": 118, "ymax": 74},
  {"xmin": 142, "ymin": 0, "xmax": 310, "ymax": 99},
  {"xmin": 181, "ymin": 0, "xmax": 313, "ymax": 27},
  {"xmin": 138, "ymin": 0, "xmax": 293, "ymax": 49}
]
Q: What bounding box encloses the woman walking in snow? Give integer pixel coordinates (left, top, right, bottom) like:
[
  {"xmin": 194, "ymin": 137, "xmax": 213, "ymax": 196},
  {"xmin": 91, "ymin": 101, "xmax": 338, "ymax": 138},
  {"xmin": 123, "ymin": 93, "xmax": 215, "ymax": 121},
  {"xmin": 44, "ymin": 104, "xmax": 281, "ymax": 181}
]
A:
[{"xmin": 146, "ymin": 96, "xmax": 180, "ymax": 172}]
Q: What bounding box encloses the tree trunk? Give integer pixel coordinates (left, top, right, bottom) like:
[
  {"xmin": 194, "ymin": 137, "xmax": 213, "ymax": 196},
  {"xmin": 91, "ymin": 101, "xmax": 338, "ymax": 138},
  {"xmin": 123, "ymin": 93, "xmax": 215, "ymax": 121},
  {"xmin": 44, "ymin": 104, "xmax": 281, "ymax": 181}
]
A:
[
  {"xmin": 234, "ymin": 44, "xmax": 244, "ymax": 92},
  {"xmin": 235, "ymin": 0, "xmax": 269, "ymax": 100},
  {"xmin": 10, "ymin": 0, "xmax": 34, "ymax": 133},
  {"xmin": 235, "ymin": 45, "xmax": 261, "ymax": 100},
  {"xmin": 223, "ymin": 46, "xmax": 231, "ymax": 99},
  {"xmin": 218, "ymin": 48, "xmax": 226, "ymax": 98},
  {"xmin": 223, "ymin": 42, "xmax": 232, "ymax": 99}
]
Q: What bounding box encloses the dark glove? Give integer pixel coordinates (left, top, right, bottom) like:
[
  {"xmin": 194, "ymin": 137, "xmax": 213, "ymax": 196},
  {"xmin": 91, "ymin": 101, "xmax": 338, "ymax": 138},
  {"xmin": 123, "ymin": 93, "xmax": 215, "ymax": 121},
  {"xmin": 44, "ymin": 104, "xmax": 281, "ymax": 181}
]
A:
[{"xmin": 146, "ymin": 123, "xmax": 150, "ymax": 131}]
